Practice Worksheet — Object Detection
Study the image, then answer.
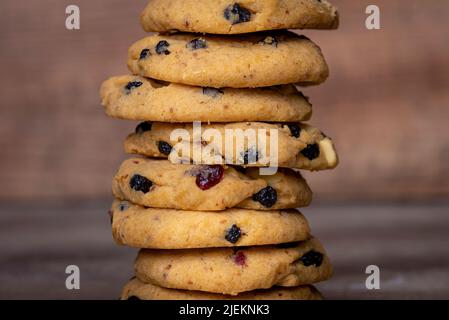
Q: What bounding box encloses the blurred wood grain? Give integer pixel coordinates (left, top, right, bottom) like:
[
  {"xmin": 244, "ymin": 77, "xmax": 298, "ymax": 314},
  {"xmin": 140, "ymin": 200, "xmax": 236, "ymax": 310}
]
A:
[{"xmin": 0, "ymin": 0, "xmax": 448, "ymax": 201}]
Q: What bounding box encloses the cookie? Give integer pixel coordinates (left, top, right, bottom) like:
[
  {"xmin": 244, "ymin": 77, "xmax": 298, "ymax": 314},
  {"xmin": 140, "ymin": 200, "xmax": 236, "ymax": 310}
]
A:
[
  {"xmin": 111, "ymin": 199, "xmax": 310, "ymax": 249},
  {"xmin": 112, "ymin": 158, "xmax": 268, "ymax": 211},
  {"xmin": 135, "ymin": 237, "xmax": 332, "ymax": 295},
  {"xmin": 121, "ymin": 278, "xmax": 323, "ymax": 300},
  {"xmin": 140, "ymin": 0, "xmax": 339, "ymax": 34},
  {"xmin": 124, "ymin": 122, "xmax": 338, "ymax": 171},
  {"xmin": 127, "ymin": 31, "xmax": 329, "ymax": 88},
  {"xmin": 100, "ymin": 75, "xmax": 312, "ymax": 122}
]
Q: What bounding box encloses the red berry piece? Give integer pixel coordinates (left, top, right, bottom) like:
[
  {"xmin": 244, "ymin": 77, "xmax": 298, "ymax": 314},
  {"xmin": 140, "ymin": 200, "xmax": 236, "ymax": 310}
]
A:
[
  {"xmin": 233, "ymin": 251, "xmax": 247, "ymax": 267},
  {"xmin": 194, "ymin": 165, "xmax": 224, "ymax": 190}
]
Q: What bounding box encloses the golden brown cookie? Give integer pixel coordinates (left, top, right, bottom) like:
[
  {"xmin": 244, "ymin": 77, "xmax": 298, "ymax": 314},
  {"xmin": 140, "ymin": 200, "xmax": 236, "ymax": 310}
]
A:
[
  {"xmin": 124, "ymin": 122, "xmax": 338, "ymax": 171},
  {"xmin": 111, "ymin": 199, "xmax": 311, "ymax": 249},
  {"xmin": 135, "ymin": 237, "xmax": 332, "ymax": 295},
  {"xmin": 121, "ymin": 277, "xmax": 323, "ymax": 300},
  {"xmin": 112, "ymin": 158, "xmax": 268, "ymax": 211},
  {"xmin": 127, "ymin": 31, "xmax": 329, "ymax": 88},
  {"xmin": 140, "ymin": 0, "xmax": 338, "ymax": 34},
  {"xmin": 100, "ymin": 75, "xmax": 312, "ymax": 122}
]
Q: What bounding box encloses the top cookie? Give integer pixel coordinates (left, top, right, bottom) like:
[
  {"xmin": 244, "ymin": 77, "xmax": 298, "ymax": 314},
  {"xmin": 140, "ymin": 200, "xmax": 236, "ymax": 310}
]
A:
[
  {"xmin": 140, "ymin": 0, "xmax": 339, "ymax": 34},
  {"xmin": 128, "ymin": 31, "xmax": 329, "ymax": 88}
]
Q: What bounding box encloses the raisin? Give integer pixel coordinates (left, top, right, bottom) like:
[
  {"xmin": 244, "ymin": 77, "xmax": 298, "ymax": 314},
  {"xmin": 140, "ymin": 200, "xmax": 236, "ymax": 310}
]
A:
[
  {"xmin": 155, "ymin": 40, "xmax": 170, "ymax": 55},
  {"xmin": 127, "ymin": 296, "xmax": 141, "ymax": 300},
  {"xmin": 129, "ymin": 174, "xmax": 153, "ymax": 194},
  {"xmin": 186, "ymin": 38, "xmax": 207, "ymax": 50},
  {"xmin": 124, "ymin": 81, "xmax": 143, "ymax": 94},
  {"xmin": 233, "ymin": 251, "xmax": 247, "ymax": 266},
  {"xmin": 288, "ymin": 124, "xmax": 301, "ymax": 138},
  {"xmin": 135, "ymin": 121, "xmax": 152, "ymax": 134},
  {"xmin": 252, "ymin": 186, "xmax": 277, "ymax": 208},
  {"xmin": 202, "ymin": 87, "xmax": 224, "ymax": 98},
  {"xmin": 157, "ymin": 141, "xmax": 172, "ymax": 155},
  {"xmin": 224, "ymin": 3, "xmax": 251, "ymax": 24},
  {"xmin": 225, "ymin": 224, "xmax": 241, "ymax": 244},
  {"xmin": 301, "ymin": 143, "xmax": 320, "ymax": 160},
  {"xmin": 241, "ymin": 147, "xmax": 258, "ymax": 165},
  {"xmin": 139, "ymin": 48, "xmax": 150, "ymax": 59},
  {"xmin": 194, "ymin": 165, "xmax": 224, "ymax": 190},
  {"xmin": 259, "ymin": 36, "xmax": 278, "ymax": 47},
  {"xmin": 300, "ymin": 250, "xmax": 323, "ymax": 267}
]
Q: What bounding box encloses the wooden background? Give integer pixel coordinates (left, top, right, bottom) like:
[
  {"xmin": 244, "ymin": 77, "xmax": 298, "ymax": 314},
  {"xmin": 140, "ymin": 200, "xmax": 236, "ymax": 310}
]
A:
[
  {"xmin": 0, "ymin": 0, "xmax": 449, "ymax": 300},
  {"xmin": 0, "ymin": 0, "xmax": 448, "ymax": 202}
]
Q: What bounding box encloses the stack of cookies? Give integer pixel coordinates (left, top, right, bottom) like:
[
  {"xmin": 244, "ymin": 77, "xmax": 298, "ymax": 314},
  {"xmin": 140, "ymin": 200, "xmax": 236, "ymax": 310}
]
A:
[{"xmin": 100, "ymin": 0, "xmax": 339, "ymax": 300}]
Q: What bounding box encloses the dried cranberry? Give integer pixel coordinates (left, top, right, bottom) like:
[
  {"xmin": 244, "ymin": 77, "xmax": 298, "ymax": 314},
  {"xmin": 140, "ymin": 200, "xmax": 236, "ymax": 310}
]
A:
[
  {"xmin": 135, "ymin": 121, "xmax": 152, "ymax": 134},
  {"xmin": 252, "ymin": 186, "xmax": 277, "ymax": 208},
  {"xmin": 129, "ymin": 174, "xmax": 153, "ymax": 194},
  {"xmin": 259, "ymin": 36, "xmax": 278, "ymax": 47},
  {"xmin": 224, "ymin": 3, "xmax": 251, "ymax": 24},
  {"xmin": 300, "ymin": 250, "xmax": 323, "ymax": 267},
  {"xmin": 194, "ymin": 165, "xmax": 224, "ymax": 190},
  {"xmin": 157, "ymin": 141, "xmax": 172, "ymax": 155},
  {"xmin": 225, "ymin": 224, "xmax": 241, "ymax": 244},
  {"xmin": 124, "ymin": 81, "xmax": 143, "ymax": 94},
  {"xmin": 139, "ymin": 48, "xmax": 150, "ymax": 59},
  {"xmin": 155, "ymin": 40, "xmax": 170, "ymax": 55},
  {"xmin": 202, "ymin": 87, "xmax": 224, "ymax": 98},
  {"xmin": 288, "ymin": 124, "xmax": 301, "ymax": 138},
  {"xmin": 301, "ymin": 143, "xmax": 320, "ymax": 160},
  {"xmin": 241, "ymin": 147, "xmax": 258, "ymax": 165},
  {"xmin": 186, "ymin": 38, "xmax": 207, "ymax": 50},
  {"xmin": 233, "ymin": 251, "xmax": 247, "ymax": 266}
]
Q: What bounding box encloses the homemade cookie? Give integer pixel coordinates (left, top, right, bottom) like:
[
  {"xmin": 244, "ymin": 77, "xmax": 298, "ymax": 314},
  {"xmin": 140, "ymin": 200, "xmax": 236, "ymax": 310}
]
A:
[
  {"xmin": 135, "ymin": 237, "xmax": 332, "ymax": 295},
  {"xmin": 111, "ymin": 199, "xmax": 310, "ymax": 249},
  {"xmin": 112, "ymin": 158, "xmax": 268, "ymax": 211},
  {"xmin": 125, "ymin": 122, "xmax": 338, "ymax": 171},
  {"xmin": 121, "ymin": 278, "xmax": 323, "ymax": 300},
  {"xmin": 140, "ymin": 0, "xmax": 339, "ymax": 34},
  {"xmin": 128, "ymin": 31, "xmax": 329, "ymax": 88},
  {"xmin": 100, "ymin": 75, "xmax": 312, "ymax": 122}
]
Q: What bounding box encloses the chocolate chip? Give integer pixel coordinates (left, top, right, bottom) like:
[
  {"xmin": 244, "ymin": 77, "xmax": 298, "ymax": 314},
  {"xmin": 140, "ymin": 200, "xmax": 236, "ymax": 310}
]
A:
[
  {"xmin": 135, "ymin": 121, "xmax": 152, "ymax": 134},
  {"xmin": 252, "ymin": 186, "xmax": 277, "ymax": 208},
  {"xmin": 241, "ymin": 147, "xmax": 258, "ymax": 165},
  {"xmin": 139, "ymin": 48, "xmax": 150, "ymax": 59},
  {"xmin": 301, "ymin": 143, "xmax": 320, "ymax": 160},
  {"xmin": 300, "ymin": 250, "xmax": 323, "ymax": 267},
  {"xmin": 124, "ymin": 81, "xmax": 143, "ymax": 94},
  {"xmin": 155, "ymin": 40, "xmax": 170, "ymax": 55},
  {"xmin": 288, "ymin": 124, "xmax": 301, "ymax": 138},
  {"xmin": 186, "ymin": 38, "xmax": 207, "ymax": 50},
  {"xmin": 129, "ymin": 174, "xmax": 153, "ymax": 194},
  {"xmin": 157, "ymin": 141, "xmax": 172, "ymax": 155},
  {"xmin": 194, "ymin": 165, "xmax": 224, "ymax": 190},
  {"xmin": 259, "ymin": 36, "xmax": 278, "ymax": 47},
  {"xmin": 224, "ymin": 3, "xmax": 251, "ymax": 24},
  {"xmin": 225, "ymin": 224, "xmax": 241, "ymax": 244},
  {"xmin": 202, "ymin": 87, "xmax": 224, "ymax": 98}
]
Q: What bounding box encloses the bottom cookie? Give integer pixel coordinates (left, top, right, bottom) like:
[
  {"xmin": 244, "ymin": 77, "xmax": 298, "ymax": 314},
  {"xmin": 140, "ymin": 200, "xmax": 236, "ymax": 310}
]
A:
[
  {"xmin": 121, "ymin": 278, "xmax": 323, "ymax": 300},
  {"xmin": 135, "ymin": 237, "xmax": 332, "ymax": 295}
]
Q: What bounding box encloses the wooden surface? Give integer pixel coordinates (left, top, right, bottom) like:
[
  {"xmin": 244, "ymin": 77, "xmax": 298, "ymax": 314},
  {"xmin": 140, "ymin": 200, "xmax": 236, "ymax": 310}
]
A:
[
  {"xmin": 0, "ymin": 0, "xmax": 448, "ymax": 202},
  {"xmin": 1, "ymin": 200, "xmax": 448, "ymax": 300}
]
